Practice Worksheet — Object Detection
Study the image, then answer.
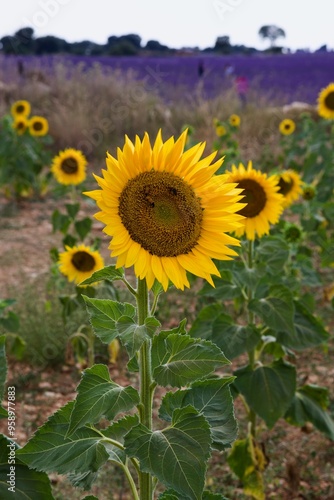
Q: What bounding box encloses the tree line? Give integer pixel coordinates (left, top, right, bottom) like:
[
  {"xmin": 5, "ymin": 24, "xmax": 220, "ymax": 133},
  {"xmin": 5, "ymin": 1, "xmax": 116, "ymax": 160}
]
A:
[{"xmin": 0, "ymin": 25, "xmax": 288, "ymax": 57}]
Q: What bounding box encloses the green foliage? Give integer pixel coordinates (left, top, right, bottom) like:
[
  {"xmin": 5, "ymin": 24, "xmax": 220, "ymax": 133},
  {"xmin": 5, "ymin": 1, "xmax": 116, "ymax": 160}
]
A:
[
  {"xmin": 159, "ymin": 377, "xmax": 237, "ymax": 450},
  {"xmin": 233, "ymin": 360, "xmax": 296, "ymax": 428},
  {"xmin": 151, "ymin": 331, "xmax": 230, "ymax": 387},
  {"xmin": 0, "ymin": 113, "xmax": 53, "ymax": 199},
  {"xmin": 125, "ymin": 406, "xmax": 211, "ymax": 500},
  {"xmin": 67, "ymin": 364, "xmax": 139, "ymax": 435},
  {"xmin": 0, "ymin": 435, "xmax": 54, "ymax": 500}
]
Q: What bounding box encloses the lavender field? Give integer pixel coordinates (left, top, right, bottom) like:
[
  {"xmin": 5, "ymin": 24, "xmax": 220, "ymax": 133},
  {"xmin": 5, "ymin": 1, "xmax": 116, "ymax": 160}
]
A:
[{"xmin": 1, "ymin": 51, "xmax": 334, "ymax": 104}]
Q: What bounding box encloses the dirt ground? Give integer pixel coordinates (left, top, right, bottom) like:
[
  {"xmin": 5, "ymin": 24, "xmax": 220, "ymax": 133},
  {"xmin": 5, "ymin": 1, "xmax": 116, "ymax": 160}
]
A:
[{"xmin": 0, "ymin": 196, "xmax": 333, "ymax": 500}]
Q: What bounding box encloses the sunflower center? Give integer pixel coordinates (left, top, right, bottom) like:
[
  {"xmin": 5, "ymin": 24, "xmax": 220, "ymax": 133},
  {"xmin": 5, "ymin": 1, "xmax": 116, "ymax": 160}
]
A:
[
  {"xmin": 33, "ymin": 121, "xmax": 43, "ymax": 131},
  {"xmin": 17, "ymin": 121, "xmax": 25, "ymax": 130},
  {"xmin": 278, "ymin": 177, "xmax": 293, "ymax": 195},
  {"xmin": 61, "ymin": 157, "xmax": 78, "ymax": 174},
  {"xmin": 284, "ymin": 123, "xmax": 291, "ymax": 130},
  {"xmin": 324, "ymin": 91, "xmax": 334, "ymax": 111},
  {"xmin": 71, "ymin": 251, "xmax": 95, "ymax": 272},
  {"xmin": 118, "ymin": 171, "xmax": 203, "ymax": 257},
  {"xmin": 237, "ymin": 179, "xmax": 267, "ymax": 218},
  {"xmin": 16, "ymin": 104, "xmax": 25, "ymax": 114}
]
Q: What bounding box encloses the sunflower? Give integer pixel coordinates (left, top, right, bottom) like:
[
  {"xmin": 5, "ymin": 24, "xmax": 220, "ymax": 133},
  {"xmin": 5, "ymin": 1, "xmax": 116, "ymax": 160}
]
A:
[
  {"xmin": 275, "ymin": 170, "xmax": 303, "ymax": 208},
  {"xmin": 229, "ymin": 114, "xmax": 241, "ymax": 127},
  {"xmin": 12, "ymin": 116, "xmax": 28, "ymax": 135},
  {"xmin": 216, "ymin": 124, "xmax": 227, "ymax": 137},
  {"xmin": 51, "ymin": 149, "xmax": 87, "ymax": 185},
  {"xmin": 58, "ymin": 244, "xmax": 105, "ymax": 285},
  {"xmin": 317, "ymin": 83, "xmax": 334, "ymax": 119},
  {"xmin": 225, "ymin": 161, "xmax": 284, "ymax": 240},
  {"xmin": 279, "ymin": 119, "xmax": 295, "ymax": 135},
  {"xmin": 29, "ymin": 116, "xmax": 49, "ymax": 136},
  {"xmin": 85, "ymin": 129, "xmax": 245, "ymax": 291},
  {"xmin": 11, "ymin": 100, "xmax": 31, "ymax": 118},
  {"xmin": 302, "ymin": 184, "xmax": 316, "ymax": 200}
]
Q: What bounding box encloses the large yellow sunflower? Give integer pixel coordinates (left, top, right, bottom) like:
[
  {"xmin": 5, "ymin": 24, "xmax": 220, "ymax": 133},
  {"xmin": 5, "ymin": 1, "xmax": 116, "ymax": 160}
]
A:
[
  {"xmin": 85, "ymin": 129, "xmax": 245, "ymax": 291},
  {"xmin": 279, "ymin": 118, "xmax": 295, "ymax": 135},
  {"xmin": 51, "ymin": 149, "xmax": 87, "ymax": 185},
  {"xmin": 29, "ymin": 116, "xmax": 49, "ymax": 136},
  {"xmin": 58, "ymin": 244, "xmax": 105, "ymax": 285},
  {"xmin": 317, "ymin": 83, "xmax": 334, "ymax": 119},
  {"xmin": 11, "ymin": 100, "xmax": 31, "ymax": 119},
  {"xmin": 229, "ymin": 114, "xmax": 241, "ymax": 127},
  {"xmin": 275, "ymin": 170, "xmax": 303, "ymax": 208},
  {"xmin": 225, "ymin": 161, "xmax": 284, "ymax": 240},
  {"xmin": 12, "ymin": 116, "xmax": 28, "ymax": 135}
]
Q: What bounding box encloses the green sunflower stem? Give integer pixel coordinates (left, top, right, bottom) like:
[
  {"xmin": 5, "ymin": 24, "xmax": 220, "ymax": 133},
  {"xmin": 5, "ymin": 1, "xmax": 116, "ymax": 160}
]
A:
[
  {"xmin": 136, "ymin": 278, "xmax": 154, "ymax": 500},
  {"xmin": 246, "ymin": 239, "xmax": 257, "ymax": 437}
]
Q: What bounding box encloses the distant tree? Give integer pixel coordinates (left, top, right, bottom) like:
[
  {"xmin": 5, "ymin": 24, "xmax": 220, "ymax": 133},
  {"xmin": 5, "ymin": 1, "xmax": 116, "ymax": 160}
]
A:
[
  {"xmin": 0, "ymin": 27, "xmax": 35, "ymax": 54},
  {"xmin": 145, "ymin": 40, "xmax": 170, "ymax": 52},
  {"xmin": 108, "ymin": 39, "xmax": 139, "ymax": 56},
  {"xmin": 258, "ymin": 25, "xmax": 286, "ymax": 47},
  {"xmin": 35, "ymin": 36, "xmax": 69, "ymax": 55},
  {"xmin": 214, "ymin": 36, "xmax": 231, "ymax": 54}
]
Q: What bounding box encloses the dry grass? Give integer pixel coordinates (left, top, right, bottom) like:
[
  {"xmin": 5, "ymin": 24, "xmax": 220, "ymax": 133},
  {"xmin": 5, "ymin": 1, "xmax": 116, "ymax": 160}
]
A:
[{"xmin": 0, "ymin": 56, "xmax": 313, "ymax": 171}]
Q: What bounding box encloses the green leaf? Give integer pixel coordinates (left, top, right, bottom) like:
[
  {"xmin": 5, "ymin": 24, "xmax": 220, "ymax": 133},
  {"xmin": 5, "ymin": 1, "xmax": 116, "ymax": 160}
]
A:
[
  {"xmin": 202, "ymin": 493, "xmax": 229, "ymax": 500},
  {"xmin": 125, "ymin": 406, "xmax": 212, "ymax": 500},
  {"xmin": 68, "ymin": 364, "xmax": 139, "ymax": 436},
  {"xmin": 0, "ymin": 299, "xmax": 16, "ymax": 314},
  {"xmin": 159, "ymin": 377, "xmax": 237, "ymax": 450},
  {"xmin": 152, "ymin": 332, "xmax": 230, "ymax": 387},
  {"xmin": 0, "ymin": 336, "xmax": 7, "ymax": 418},
  {"xmin": 65, "ymin": 202, "xmax": 80, "ymax": 219},
  {"xmin": 102, "ymin": 415, "xmax": 139, "ymax": 465},
  {"xmin": 227, "ymin": 435, "xmax": 266, "ymax": 500},
  {"xmin": 0, "ymin": 435, "xmax": 55, "ymax": 500},
  {"xmin": 0, "ymin": 311, "xmax": 20, "ymax": 333},
  {"xmin": 277, "ymin": 301, "xmax": 329, "ymax": 350},
  {"xmin": 188, "ymin": 304, "xmax": 225, "ymax": 340},
  {"xmin": 159, "ymin": 490, "xmax": 228, "ymax": 500},
  {"xmin": 51, "ymin": 209, "xmax": 71, "ymax": 234},
  {"xmin": 17, "ymin": 401, "xmax": 109, "ymax": 490},
  {"xmin": 249, "ymin": 284, "xmax": 295, "ymax": 334},
  {"xmin": 255, "ymin": 236, "xmax": 289, "ymax": 275},
  {"xmin": 81, "ymin": 266, "xmax": 125, "ymax": 286},
  {"xmin": 75, "ymin": 217, "xmax": 93, "ymax": 241},
  {"xmin": 234, "ymin": 360, "xmax": 296, "ymax": 428},
  {"xmin": 285, "ymin": 385, "xmax": 334, "ymax": 440},
  {"xmin": 211, "ymin": 315, "xmax": 261, "ymax": 359},
  {"xmin": 83, "ymin": 297, "xmax": 135, "ymax": 343},
  {"xmin": 6, "ymin": 334, "xmax": 26, "ymax": 360},
  {"xmin": 116, "ymin": 316, "xmax": 160, "ymax": 358}
]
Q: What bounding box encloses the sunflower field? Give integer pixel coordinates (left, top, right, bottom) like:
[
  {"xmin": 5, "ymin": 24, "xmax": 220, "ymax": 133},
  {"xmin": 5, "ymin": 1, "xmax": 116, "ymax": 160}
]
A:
[{"xmin": 0, "ymin": 57, "xmax": 333, "ymax": 500}]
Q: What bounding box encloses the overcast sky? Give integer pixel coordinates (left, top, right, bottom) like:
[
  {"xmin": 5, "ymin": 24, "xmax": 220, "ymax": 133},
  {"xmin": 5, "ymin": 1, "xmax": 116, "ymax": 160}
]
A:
[{"xmin": 2, "ymin": 0, "xmax": 333, "ymax": 52}]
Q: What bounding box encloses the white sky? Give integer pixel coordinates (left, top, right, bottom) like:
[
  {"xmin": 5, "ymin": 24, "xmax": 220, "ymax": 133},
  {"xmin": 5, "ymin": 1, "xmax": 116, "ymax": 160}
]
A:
[{"xmin": 2, "ymin": 0, "xmax": 334, "ymax": 52}]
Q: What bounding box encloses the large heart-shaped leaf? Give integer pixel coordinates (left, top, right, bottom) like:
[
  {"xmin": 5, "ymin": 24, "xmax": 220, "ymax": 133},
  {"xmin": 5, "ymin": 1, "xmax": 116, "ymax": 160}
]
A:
[
  {"xmin": 152, "ymin": 332, "xmax": 230, "ymax": 387},
  {"xmin": 0, "ymin": 434, "xmax": 54, "ymax": 500},
  {"xmin": 277, "ymin": 301, "xmax": 329, "ymax": 350},
  {"xmin": 83, "ymin": 297, "xmax": 135, "ymax": 343},
  {"xmin": 234, "ymin": 360, "xmax": 296, "ymax": 428},
  {"xmin": 67, "ymin": 364, "xmax": 139, "ymax": 435},
  {"xmin": 17, "ymin": 401, "xmax": 109, "ymax": 490},
  {"xmin": 159, "ymin": 377, "xmax": 237, "ymax": 450},
  {"xmin": 125, "ymin": 406, "xmax": 212, "ymax": 500}
]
